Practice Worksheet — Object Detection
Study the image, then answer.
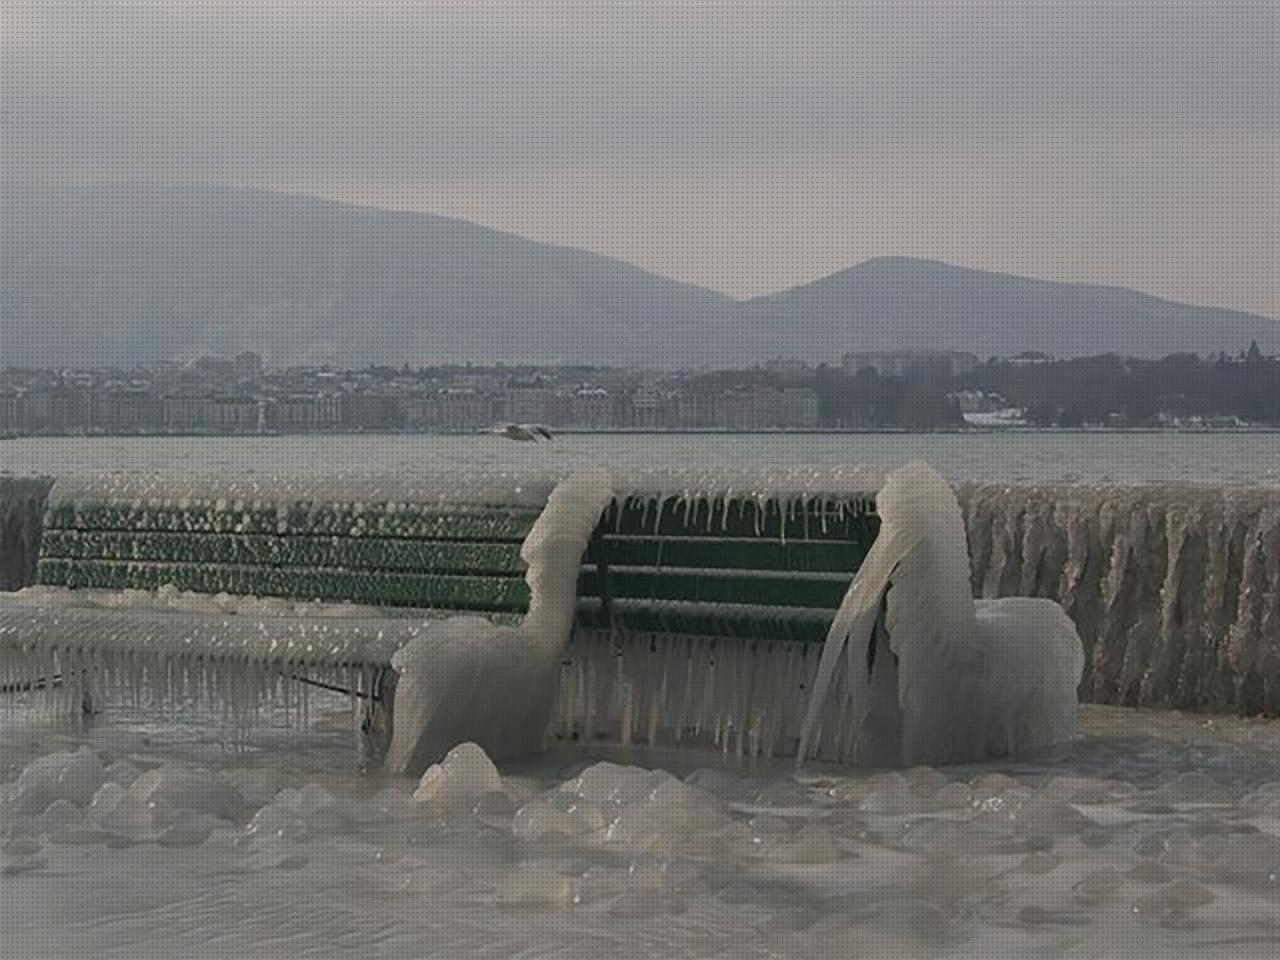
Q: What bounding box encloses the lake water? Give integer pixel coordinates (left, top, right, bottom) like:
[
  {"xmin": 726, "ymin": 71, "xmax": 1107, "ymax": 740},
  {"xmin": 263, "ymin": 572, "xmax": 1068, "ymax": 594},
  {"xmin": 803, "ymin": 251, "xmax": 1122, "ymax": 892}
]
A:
[
  {"xmin": 4, "ymin": 430, "xmax": 1279, "ymax": 486},
  {"xmin": 3, "ymin": 432, "xmax": 1280, "ymax": 958}
]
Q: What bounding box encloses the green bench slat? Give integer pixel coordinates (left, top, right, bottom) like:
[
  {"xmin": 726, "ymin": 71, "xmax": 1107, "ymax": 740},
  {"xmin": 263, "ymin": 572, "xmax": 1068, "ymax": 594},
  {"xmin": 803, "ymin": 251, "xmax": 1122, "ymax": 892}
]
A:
[
  {"xmin": 42, "ymin": 503, "xmax": 542, "ymax": 540},
  {"xmin": 584, "ymin": 536, "xmax": 871, "ymax": 573},
  {"xmin": 602, "ymin": 496, "xmax": 877, "ymax": 541},
  {"xmin": 35, "ymin": 492, "xmax": 880, "ymax": 645},
  {"xmin": 39, "ymin": 530, "xmax": 525, "ymax": 575},
  {"xmin": 36, "ymin": 558, "xmax": 530, "ymax": 612},
  {"xmin": 575, "ymin": 600, "xmax": 836, "ymax": 645},
  {"xmin": 577, "ymin": 567, "xmax": 852, "ymax": 609},
  {"xmin": 574, "ymin": 494, "xmax": 877, "ymax": 642}
]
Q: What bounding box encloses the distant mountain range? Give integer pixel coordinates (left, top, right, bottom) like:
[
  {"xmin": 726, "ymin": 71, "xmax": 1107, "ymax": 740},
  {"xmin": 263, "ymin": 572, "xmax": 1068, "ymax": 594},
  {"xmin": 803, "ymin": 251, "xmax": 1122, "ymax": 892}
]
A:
[{"xmin": 3, "ymin": 184, "xmax": 1277, "ymax": 368}]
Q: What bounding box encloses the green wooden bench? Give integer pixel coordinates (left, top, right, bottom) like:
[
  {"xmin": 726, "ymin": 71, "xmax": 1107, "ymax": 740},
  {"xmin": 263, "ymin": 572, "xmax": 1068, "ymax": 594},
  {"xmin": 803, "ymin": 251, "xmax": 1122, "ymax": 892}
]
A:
[
  {"xmin": 579, "ymin": 493, "xmax": 879, "ymax": 643},
  {"xmin": 35, "ymin": 498, "xmax": 541, "ymax": 616},
  {"xmin": 561, "ymin": 492, "xmax": 881, "ymax": 751},
  {"xmin": 1, "ymin": 479, "xmax": 882, "ymax": 756},
  {"xmin": 1, "ymin": 490, "xmax": 552, "ymax": 752}
]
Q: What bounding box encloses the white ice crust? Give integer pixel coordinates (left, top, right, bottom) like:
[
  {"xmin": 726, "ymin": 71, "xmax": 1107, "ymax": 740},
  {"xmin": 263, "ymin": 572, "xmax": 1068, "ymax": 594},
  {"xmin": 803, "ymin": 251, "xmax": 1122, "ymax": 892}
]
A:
[
  {"xmin": 799, "ymin": 461, "xmax": 1085, "ymax": 766},
  {"xmin": 385, "ymin": 469, "xmax": 613, "ymax": 773}
]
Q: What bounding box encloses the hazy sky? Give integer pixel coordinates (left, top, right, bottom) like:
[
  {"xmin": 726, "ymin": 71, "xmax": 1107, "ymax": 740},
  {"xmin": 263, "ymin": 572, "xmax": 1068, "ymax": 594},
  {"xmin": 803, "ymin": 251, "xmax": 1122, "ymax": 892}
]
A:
[{"xmin": 3, "ymin": 1, "xmax": 1276, "ymax": 314}]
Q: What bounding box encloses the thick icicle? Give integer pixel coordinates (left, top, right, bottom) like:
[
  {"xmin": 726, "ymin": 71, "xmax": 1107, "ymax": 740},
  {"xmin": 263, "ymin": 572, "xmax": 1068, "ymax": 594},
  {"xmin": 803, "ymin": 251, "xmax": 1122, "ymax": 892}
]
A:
[{"xmin": 0, "ymin": 476, "xmax": 55, "ymax": 591}]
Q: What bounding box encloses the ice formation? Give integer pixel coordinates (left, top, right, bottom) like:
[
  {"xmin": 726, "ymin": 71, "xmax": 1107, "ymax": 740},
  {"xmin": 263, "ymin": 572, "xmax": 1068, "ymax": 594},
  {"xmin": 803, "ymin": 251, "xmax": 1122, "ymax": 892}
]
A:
[
  {"xmin": 0, "ymin": 595, "xmax": 407, "ymax": 729},
  {"xmin": 410, "ymin": 742, "xmax": 505, "ymax": 814},
  {"xmin": 3, "ymin": 745, "xmax": 247, "ymax": 848},
  {"xmin": 553, "ymin": 622, "xmax": 829, "ymax": 759},
  {"xmin": 44, "ymin": 471, "xmax": 559, "ymax": 512},
  {"xmin": 385, "ymin": 469, "xmax": 613, "ymax": 773},
  {"xmin": 8, "ymin": 710, "xmax": 1280, "ymax": 958},
  {"xmin": 960, "ymin": 481, "xmax": 1280, "ymax": 713},
  {"xmin": 2, "ymin": 463, "xmax": 1279, "ymax": 771},
  {"xmin": 798, "ymin": 461, "xmax": 1085, "ymax": 766},
  {"xmin": 0, "ymin": 477, "xmax": 54, "ymax": 591}
]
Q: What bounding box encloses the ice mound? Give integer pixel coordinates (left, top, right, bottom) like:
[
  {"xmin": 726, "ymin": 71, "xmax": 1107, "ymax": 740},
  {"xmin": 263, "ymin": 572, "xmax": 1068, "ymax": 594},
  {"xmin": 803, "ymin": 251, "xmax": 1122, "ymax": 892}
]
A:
[
  {"xmin": 512, "ymin": 791, "xmax": 608, "ymax": 843},
  {"xmin": 411, "ymin": 742, "xmax": 505, "ymax": 815},
  {"xmin": 85, "ymin": 762, "xmax": 245, "ymax": 839},
  {"xmin": 1241, "ymin": 781, "xmax": 1280, "ymax": 817},
  {"xmin": 8, "ymin": 747, "xmax": 106, "ymax": 814},
  {"xmin": 88, "ymin": 782, "xmax": 154, "ymax": 835},
  {"xmin": 512, "ymin": 761, "xmax": 730, "ymax": 855},
  {"xmin": 1, "ymin": 750, "xmax": 245, "ymax": 849},
  {"xmin": 245, "ymin": 783, "xmax": 352, "ymax": 843},
  {"xmin": 126, "ymin": 763, "xmax": 247, "ymax": 823},
  {"xmin": 799, "ymin": 460, "xmax": 1085, "ymax": 766},
  {"xmin": 387, "ymin": 470, "xmax": 613, "ymax": 774},
  {"xmin": 560, "ymin": 761, "xmax": 670, "ymax": 806},
  {"xmin": 604, "ymin": 777, "xmax": 730, "ymax": 853}
]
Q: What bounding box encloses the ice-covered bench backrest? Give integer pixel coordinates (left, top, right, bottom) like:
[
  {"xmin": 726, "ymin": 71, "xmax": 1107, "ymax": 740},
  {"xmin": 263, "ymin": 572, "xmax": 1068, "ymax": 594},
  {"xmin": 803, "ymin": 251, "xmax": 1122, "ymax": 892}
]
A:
[
  {"xmin": 30, "ymin": 475, "xmax": 885, "ymax": 642},
  {"xmin": 577, "ymin": 491, "xmax": 881, "ymax": 643},
  {"xmin": 35, "ymin": 476, "xmax": 556, "ymax": 620}
]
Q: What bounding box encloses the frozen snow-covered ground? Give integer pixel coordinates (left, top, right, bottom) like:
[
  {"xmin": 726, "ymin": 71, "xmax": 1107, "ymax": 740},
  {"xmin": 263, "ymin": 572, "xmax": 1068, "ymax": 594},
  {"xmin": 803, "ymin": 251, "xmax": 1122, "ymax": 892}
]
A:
[{"xmin": 4, "ymin": 701, "xmax": 1280, "ymax": 959}]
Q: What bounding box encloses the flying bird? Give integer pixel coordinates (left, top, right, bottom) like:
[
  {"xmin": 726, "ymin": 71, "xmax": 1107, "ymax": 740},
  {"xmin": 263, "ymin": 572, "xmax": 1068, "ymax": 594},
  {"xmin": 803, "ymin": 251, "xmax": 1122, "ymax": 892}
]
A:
[{"xmin": 492, "ymin": 423, "xmax": 555, "ymax": 442}]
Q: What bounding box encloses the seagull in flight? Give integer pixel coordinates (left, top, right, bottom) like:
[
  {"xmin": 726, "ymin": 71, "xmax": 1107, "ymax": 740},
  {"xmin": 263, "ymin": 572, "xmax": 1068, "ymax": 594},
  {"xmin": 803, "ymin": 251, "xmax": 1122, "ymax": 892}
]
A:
[{"xmin": 492, "ymin": 423, "xmax": 555, "ymax": 442}]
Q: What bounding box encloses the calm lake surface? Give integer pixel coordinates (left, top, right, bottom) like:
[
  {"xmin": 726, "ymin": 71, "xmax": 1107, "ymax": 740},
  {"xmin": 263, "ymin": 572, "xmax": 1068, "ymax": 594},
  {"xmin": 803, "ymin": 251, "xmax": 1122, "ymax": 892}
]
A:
[{"xmin": 4, "ymin": 430, "xmax": 1280, "ymax": 486}]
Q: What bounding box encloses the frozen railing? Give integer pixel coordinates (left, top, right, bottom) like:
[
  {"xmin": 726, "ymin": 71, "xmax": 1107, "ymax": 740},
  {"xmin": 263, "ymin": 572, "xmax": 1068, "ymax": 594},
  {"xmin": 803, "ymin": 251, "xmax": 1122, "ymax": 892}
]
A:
[
  {"xmin": 960, "ymin": 482, "xmax": 1280, "ymax": 714},
  {"xmin": 2, "ymin": 472, "xmax": 1279, "ymax": 718}
]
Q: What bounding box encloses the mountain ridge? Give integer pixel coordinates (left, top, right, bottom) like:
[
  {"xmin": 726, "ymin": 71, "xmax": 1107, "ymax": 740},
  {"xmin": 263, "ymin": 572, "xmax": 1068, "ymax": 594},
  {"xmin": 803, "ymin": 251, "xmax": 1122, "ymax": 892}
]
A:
[
  {"xmin": 3, "ymin": 183, "xmax": 1276, "ymax": 367},
  {"xmin": 759, "ymin": 254, "xmax": 1263, "ymax": 321},
  {"xmin": 740, "ymin": 254, "xmax": 1279, "ymax": 361}
]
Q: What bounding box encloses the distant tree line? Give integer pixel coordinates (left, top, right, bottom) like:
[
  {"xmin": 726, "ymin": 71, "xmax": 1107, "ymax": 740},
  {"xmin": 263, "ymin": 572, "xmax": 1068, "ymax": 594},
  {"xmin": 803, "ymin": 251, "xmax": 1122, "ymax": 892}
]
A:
[
  {"xmin": 960, "ymin": 345, "xmax": 1280, "ymax": 427},
  {"xmin": 711, "ymin": 342, "xmax": 1279, "ymax": 430}
]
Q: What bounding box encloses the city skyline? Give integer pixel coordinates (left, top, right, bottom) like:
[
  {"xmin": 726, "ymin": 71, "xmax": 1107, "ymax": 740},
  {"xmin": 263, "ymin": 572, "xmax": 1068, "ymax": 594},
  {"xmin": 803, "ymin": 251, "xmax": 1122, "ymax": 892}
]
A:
[{"xmin": 4, "ymin": 343, "xmax": 1277, "ymax": 436}]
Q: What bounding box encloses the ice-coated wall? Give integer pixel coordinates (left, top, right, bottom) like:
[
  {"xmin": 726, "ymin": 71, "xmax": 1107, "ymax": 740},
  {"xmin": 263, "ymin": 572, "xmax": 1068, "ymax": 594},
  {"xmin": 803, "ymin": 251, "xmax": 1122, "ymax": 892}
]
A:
[
  {"xmin": 960, "ymin": 483, "xmax": 1280, "ymax": 714},
  {"xmin": 0, "ymin": 476, "xmax": 54, "ymax": 591}
]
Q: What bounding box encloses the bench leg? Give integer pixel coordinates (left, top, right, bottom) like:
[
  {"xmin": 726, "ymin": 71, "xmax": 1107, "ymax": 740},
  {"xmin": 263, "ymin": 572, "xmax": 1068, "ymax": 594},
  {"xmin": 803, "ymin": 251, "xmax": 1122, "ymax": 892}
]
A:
[
  {"xmin": 76, "ymin": 675, "xmax": 98, "ymax": 728},
  {"xmin": 359, "ymin": 669, "xmax": 397, "ymax": 768}
]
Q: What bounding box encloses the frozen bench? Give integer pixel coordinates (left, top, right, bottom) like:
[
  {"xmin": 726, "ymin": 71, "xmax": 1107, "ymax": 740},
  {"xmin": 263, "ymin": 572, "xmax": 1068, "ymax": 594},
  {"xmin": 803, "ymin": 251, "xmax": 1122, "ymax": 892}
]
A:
[
  {"xmin": 0, "ymin": 477, "xmax": 882, "ymax": 756},
  {"xmin": 562, "ymin": 491, "xmax": 881, "ymax": 751},
  {"xmin": 0, "ymin": 485, "xmax": 552, "ymax": 750},
  {"xmin": 581, "ymin": 492, "xmax": 878, "ymax": 643}
]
